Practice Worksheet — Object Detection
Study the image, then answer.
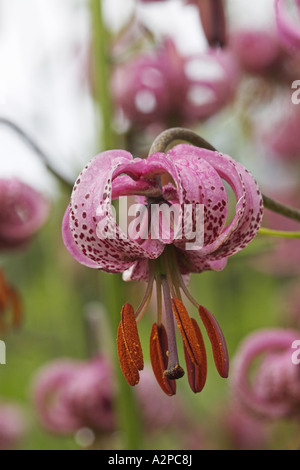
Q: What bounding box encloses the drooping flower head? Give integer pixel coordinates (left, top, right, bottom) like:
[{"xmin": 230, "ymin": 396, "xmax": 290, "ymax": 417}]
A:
[
  {"xmin": 0, "ymin": 179, "xmax": 49, "ymax": 251},
  {"xmin": 62, "ymin": 141, "xmax": 263, "ymax": 395},
  {"xmin": 32, "ymin": 358, "xmax": 115, "ymax": 435},
  {"xmin": 32, "ymin": 358, "xmax": 187, "ymax": 438},
  {"xmin": 231, "ymin": 329, "xmax": 300, "ymax": 420}
]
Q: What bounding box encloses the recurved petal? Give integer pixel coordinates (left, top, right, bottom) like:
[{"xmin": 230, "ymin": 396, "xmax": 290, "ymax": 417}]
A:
[
  {"xmin": 184, "ymin": 318, "xmax": 207, "ymax": 393},
  {"xmin": 150, "ymin": 323, "xmax": 176, "ymax": 396},
  {"xmin": 198, "ymin": 305, "xmax": 229, "ymax": 378},
  {"xmin": 167, "ymin": 146, "xmax": 228, "ymax": 245}
]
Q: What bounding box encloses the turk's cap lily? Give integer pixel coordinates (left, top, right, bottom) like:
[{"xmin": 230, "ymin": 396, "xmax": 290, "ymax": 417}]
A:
[
  {"xmin": 62, "ymin": 144, "xmax": 263, "ymax": 280},
  {"xmin": 62, "ymin": 142, "xmax": 263, "ymax": 395},
  {"xmin": 0, "ymin": 179, "xmax": 49, "ymax": 251},
  {"xmin": 112, "ymin": 39, "xmax": 187, "ymax": 128},
  {"xmin": 112, "ymin": 39, "xmax": 240, "ymax": 129}
]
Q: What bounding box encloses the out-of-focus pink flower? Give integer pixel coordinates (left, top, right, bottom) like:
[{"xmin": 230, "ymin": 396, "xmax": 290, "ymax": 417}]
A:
[
  {"xmin": 230, "ymin": 30, "xmax": 282, "ymax": 75},
  {"xmin": 112, "ymin": 39, "xmax": 188, "ymax": 128},
  {"xmin": 275, "ymin": 0, "xmax": 300, "ymax": 52},
  {"xmin": 0, "ymin": 403, "xmax": 26, "ymax": 450},
  {"xmin": 182, "ymin": 50, "xmax": 240, "ymax": 123},
  {"xmin": 0, "ymin": 179, "xmax": 49, "ymax": 251},
  {"xmin": 231, "ymin": 329, "xmax": 300, "ymax": 420},
  {"xmin": 112, "ymin": 40, "xmax": 240, "ymax": 129},
  {"xmin": 32, "ymin": 358, "xmax": 115, "ymax": 435}
]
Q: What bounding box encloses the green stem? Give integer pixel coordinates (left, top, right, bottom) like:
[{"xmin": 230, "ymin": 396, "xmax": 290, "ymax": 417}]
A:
[
  {"xmin": 0, "ymin": 118, "xmax": 73, "ymax": 190},
  {"xmin": 90, "ymin": 0, "xmax": 115, "ymax": 150},
  {"xmin": 258, "ymin": 228, "xmax": 300, "ymax": 239},
  {"xmin": 149, "ymin": 127, "xmax": 300, "ymax": 224},
  {"xmin": 90, "ymin": 1, "xmax": 142, "ymax": 450}
]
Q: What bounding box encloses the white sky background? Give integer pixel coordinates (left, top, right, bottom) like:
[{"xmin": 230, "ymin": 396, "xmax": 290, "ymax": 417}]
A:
[{"xmin": 0, "ymin": 0, "xmax": 275, "ymax": 196}]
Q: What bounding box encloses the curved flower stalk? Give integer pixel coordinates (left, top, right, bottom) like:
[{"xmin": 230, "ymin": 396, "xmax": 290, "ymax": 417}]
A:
[
  {"xmin": 275, "ymin": 0, "xmax": 300, "ymax": 52},
  {"xmin": 231, "ymin": 329, "xmax": 300, "ymax": 420},
  {"xmin": 112, "ymin": 39, "xmax": 240, "ymax": 129},
  {"xmin": 0, "ymin": 403, "xmax": 26, "ymax": 450},
  {"xmin": 0, "ymin": 270, "xmax": 22, "ymax": 333},
  {"xmin": 0, "ymin": 179, "xmax": 49, "ymax": 251},
  {"xmin": 62, "ymin": 139, "xmax": 263, "ymax": 396},
  {"xmin": 32, "ymin": 358, "xmax": 186, "ymax": 437}
]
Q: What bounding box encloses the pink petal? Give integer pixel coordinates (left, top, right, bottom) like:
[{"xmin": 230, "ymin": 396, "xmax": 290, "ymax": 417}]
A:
[{"xmin": 167, "ymin": 145, "xmax": 263, "ymax": 271}]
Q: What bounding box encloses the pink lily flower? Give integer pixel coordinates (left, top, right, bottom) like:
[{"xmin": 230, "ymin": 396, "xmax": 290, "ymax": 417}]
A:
[
  {"xmin": 32, "ymin": 358, "xmax": 115, "ymax": 435},
  {"xmin": 231, "ymin": 329, "xmax": 300, "ymax": 420},
  {"xmin": 33, "ymin": 358, "xmax": 187, "ymax": 437},
  {"xmin": 62, "ymin": 144, "xmax": 263, "ymax": 395},
  {"xmin": 0, "ymin": 179, "xmax": 49, "ymax": 251},
  {"xmin": 112, "ymin": 40, "xmax": 240, "ymax": 129},
  {"xmin": 275, "ymin": 0, "xmax": 300, "ymax": 52},
  {"xmin": 112, "ymin": 39, "xmax": 187, "ymax": 129}
]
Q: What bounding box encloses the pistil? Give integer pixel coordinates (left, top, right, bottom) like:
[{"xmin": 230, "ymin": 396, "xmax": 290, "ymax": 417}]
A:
[{"xmin": 161, "ymin": 276, "xmax": 185, "ymax": 380}]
